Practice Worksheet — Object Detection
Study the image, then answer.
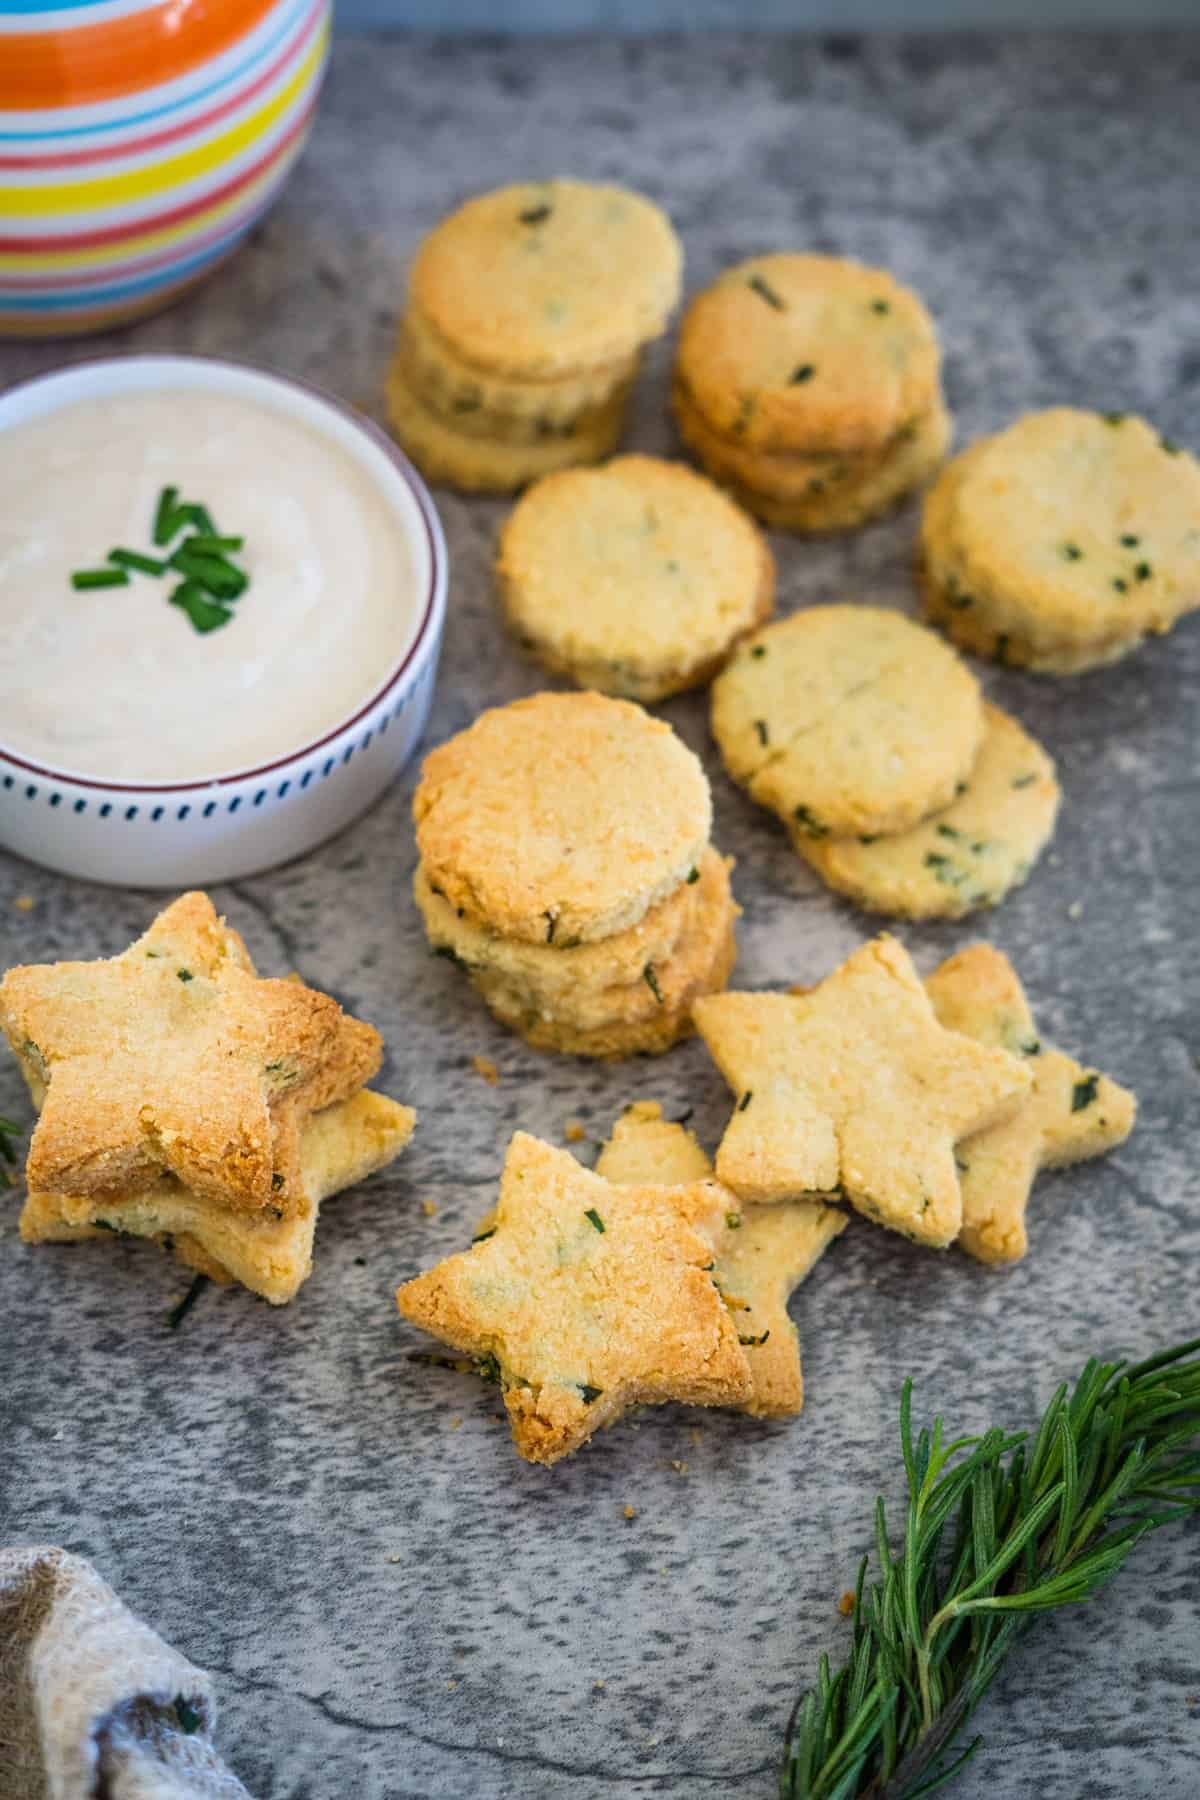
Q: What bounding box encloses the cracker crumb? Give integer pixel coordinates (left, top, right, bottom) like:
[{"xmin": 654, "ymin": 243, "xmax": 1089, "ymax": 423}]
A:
[
  {"xmin": 449, "ymin": 1416, "xmax": 463, "ymax": 1430},
  {"xmin": 1067, "ymin": 900, "xmax": 1083, "ymax": 920},
  {"xmin": 670, "ymin": 1459, "xmax": 689, "ymax": 1475},
  {"xmin": 447, "ymin": 1679, "xmax": 457, "ymax": 1691},
  {"xmin": 622, "ymin": 1504, "xmax": 637, "ymax": 1520},
  {"xmin": 13, "ymin": 895, "xmax": 34, "ymax": 912},
  {"xmin": 688, "ymin": 1427, "xmax": 703, "ymax": 1446},
  {"xmin": 565, "ymin": 1119, "xmax": 587, "ymax": 1143},
  {"xmin": 387, "ymin": 1553, "xmax": 402, "ymax": 1564},
  {"xmin": 471, "ymin": 1054, "xmax": 499, "ymax": 1084},
  {"xmin": 593, "ymin": 1678, "xmax": 606, "ymax": 1689},
  {"xmin": 838, "ymin": 1590, "xmax": 856, "ymax": 1616},
  {"xmin": 422, "ymin": 1199, "xmax": 439, "ymax": 1217}
]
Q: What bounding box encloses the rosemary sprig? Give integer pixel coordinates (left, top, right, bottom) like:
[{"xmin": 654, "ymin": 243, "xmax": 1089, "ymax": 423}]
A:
[{"xmin": 780, "ymin": 1339, "xmax": 1200, "ymax": 1799}]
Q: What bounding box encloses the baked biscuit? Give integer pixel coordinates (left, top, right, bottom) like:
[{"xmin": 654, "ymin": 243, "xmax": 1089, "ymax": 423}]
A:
[
  {"xmin": 796, "ymin": 704, "xmax": 1059, "ymax": 919},
  {"xmin": 0, "ymin": 893, "xmax": 374, "ymax": 1217},
  {"xmin": 408, "ymin": 180, "xmax": 683, "ymax": 381},
  {"xmin": 710, "ymin": 605, "xmax": 983, "ymax": 840},
  {"xmin": 395, "ymin": 306, "xmax": 638, "ymax": 435},
  {"xmin": 675, "ymin": 386, "xmax": 950, "ymax": 532},
  {"xmin": 596, "ymin": 1101, "xmax": 845, "ymax": 1416},
  {"xmin": 674, "ymin": 254, "xmax": 941, "ymax": 458},
  {"xmin": 919, "ymin": 410, "xmax": 1200, "ymax": 669},
  {"xmin": 21, "ymin": 1089, "xmax": 416, "ymax": 1305},
  {"xmin": 693, "ymin": 934, "xmax": 1031, "ymax": 1246},
  {"xmin": 496, "ymin": 455, "xmax": 775, "ymax": 702},
  {"xmin": 414, "ymin": 692, "xmax": 712, "ymax": 945},
  {"xmin": 397, "ymin": 1132, "xmax": 751, "ymax": 1465},
  {"xmin": 925, "ymin": 945, "xmax": 1136, "ymax": 1264},
  {"xmin": 415, "ymin": 844, "xmax": 722, "ymax": 1004},
  {"xmin": 473, "ymin": 852, "xmax": 737, "ymax": 1058},
  {"xmin": 385, "ymin": 359, "xmax": 626, "ymax": 493}
]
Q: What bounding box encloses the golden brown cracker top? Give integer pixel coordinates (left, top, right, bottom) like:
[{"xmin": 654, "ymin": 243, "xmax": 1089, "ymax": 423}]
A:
[
  {"xmin": 413, "ymin": 691, "xmax": 712, "ymax": 945},
  {"xmin": 675, "ymin": 254, "xmax": 941, "ymax": 456},
  {"xmin": 0, "ymin": 892, "xmax": 380, "ymax": 1216},
  {"xmin": 693, "ymin": 933, "xmax": 1031, "ymax": 1247},
  {"xmin": 397, "ymin": 1131, "xmax": 750, "ymax": 1465},
  {"xmin": 409, "ymin": 180, "xmax": 683, "ymax": 379}
]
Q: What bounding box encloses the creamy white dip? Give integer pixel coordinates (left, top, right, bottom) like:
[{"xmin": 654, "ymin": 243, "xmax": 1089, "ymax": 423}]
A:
[{"xmin": 0, "ymin": 388, "xmax": 418, "ymax": 783}]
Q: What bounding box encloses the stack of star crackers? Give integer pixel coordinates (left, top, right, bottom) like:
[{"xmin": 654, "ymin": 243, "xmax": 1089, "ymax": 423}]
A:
[
  {"xmin": 413, "ymin": 690, "xmax": 738, "ymax": 1057},
  {"xmin": 399, "ymin": 933, "xmax": 1134, "ymax": 1466},
  {"xmin": 672, "ymin": 253, "xmax": 950, "ymax": 533},
  {"xmin": 386, "ymin": 180, "xmax": 682, "ymax": 494},
  {"xmin": 0, "ymin": 893, "xmax": 415, "ymax": 1304},
  {"xmin": 711, "ymin": 605, "xmax": 1062, "ymax": 920},
  {"xmin": 919, "ymin": 407, "xmax": 1200, "ymax": 673}
]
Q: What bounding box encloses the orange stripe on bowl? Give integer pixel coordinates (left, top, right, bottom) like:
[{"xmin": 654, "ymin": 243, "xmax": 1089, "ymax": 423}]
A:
[{"xmin": 0, "ymin": 0, "xmax": 283, "ymax": 111}]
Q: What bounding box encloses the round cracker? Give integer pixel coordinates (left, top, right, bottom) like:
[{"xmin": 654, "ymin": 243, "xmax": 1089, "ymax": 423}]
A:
[
  {"xmin": 414, "ymin": 691, "xmax": 713, "ymax": 945},
  {"xmin": 796, "ymin": 704, "xmax": 1059, "ymax": 919},
  {"xmin": 408, "ymin": 180, "xmax": 682, "ymax": 380},
  {"xmin": 496, "ymin": 455, "xmax": 774, "ymax": 703},
  {"xmin": 674, "ymin": 254, "xmax": 941, "ymax": 457},
  {"xmin": 920, "ymin": 408, "xmax": 1200, "ymax": 661},
  {"xmin": 711, "ymin": 604, "xmax": 983, "ymax": 839}
]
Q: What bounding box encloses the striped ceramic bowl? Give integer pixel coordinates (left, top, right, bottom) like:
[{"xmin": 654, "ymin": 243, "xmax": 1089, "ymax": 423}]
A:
[{"xmin": 0, "ymin": 0, "xmax": 329, "ymax": 337}]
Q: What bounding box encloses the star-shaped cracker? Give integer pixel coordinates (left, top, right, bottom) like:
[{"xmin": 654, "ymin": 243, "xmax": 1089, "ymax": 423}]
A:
[
  {"xmin": 397, "ymin": 1131, "xmax": 751, "ymax": 1465},
  {"xmin": 924, "ymin": 944, "xmax": 1136, "ymax": 1264},
  {"xmin": 692, "ymin": 934, "xmax": 1032, "ymax": 1247},
  {"xmin": 597, "ymin": 1102, "xmax": 845, "ymax": 1417},
  {"xmin": 21, "ymin": 1088, "xmax": 416, "ymax": 1304},
  {"xmin": 0, "ymin": 892, "xmax": 375, "ymax": 1214}
]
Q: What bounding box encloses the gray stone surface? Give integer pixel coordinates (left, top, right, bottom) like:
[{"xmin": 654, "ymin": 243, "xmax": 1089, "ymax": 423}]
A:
[{"xmin": 1, "ymin": 31, "xmax": 1198, "ymax": 1800}]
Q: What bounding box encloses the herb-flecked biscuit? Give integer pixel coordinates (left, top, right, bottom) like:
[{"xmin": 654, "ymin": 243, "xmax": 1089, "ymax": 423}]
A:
[
  {"xmin": 596, "ymin": 1101, "xmax": 845, "ymax": 1416},
  {"xmin": 415, "ymin": 845, "xmax": 722, "ymax": 1001},
  {"xmin": 391, "ymin": 333, "xmax": 634, "ymax": 447},
  {"xmin": 710, "ymin": 605, "xmax": 983, "ymax": 840},
  {"xmin": 496, "ymin": 456, "xmax": 775, "ymax": 703},
  {"xmin": 919, "ymin": 409, "xmax": 1200, "ymax": 669},
  {"xmin": 397, "ymin": 1132, "xmax": 751, "ymax": 1465},
  {"xmin": 796, "ymin": 704, "xmax": 1059, "ymax": 920},
  {"xmin": 674, "ymin": 376, "xmax": 949, "ymax": 500},
  {"xmin": 396, "ymin": 306, "xmax": 639, "ymax": 433},
  {"xmin": 408, "ymin": 180, "xmax": 683, "ymax": 381},
  {"xmin": 707, "ymin": 405, "xmax": 950, "ymax": 534},
  {"xmin": 473, "ymin": 852, "xmax": 738, "ymax": 1059},
  {"xmin": 414, "ymin": 691, "xmax": 712, "ymax": 945},
  {"xmin": 385, "ymin": 359, "xmax": 626, "ymax": 493},
  {"xmin": 674, "ymin": 254, "xmax": 941, "ymax": 458},
  {"xmin": 0, "ymin": 892, "xmax": 378, "ymax": 1218},
  {"xmin": 925, "ymin": 945, "xmax": 1136, "ymax": 1264},
  {"xmin": 22, "ymin": 1089, "xmax": 417, "ymax": 1305},
  {"xmin": 693, "ymin": 934, "xmax": 1032, "ymax": 1247}
]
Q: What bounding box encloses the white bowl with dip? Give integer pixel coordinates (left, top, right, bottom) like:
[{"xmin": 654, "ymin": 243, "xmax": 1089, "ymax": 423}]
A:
[{"xmin": 0, "ymin": 355, "xmax": 446, "ymax": 887}]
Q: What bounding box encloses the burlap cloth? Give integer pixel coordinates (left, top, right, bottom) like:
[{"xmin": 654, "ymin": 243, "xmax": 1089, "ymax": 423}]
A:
[{"xmin": 0, "ymin": 1548, "xmax": 252, "ymax": 1800}]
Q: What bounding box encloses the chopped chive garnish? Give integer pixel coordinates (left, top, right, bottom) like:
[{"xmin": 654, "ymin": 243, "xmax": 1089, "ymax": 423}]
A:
[
  {"xmin": 754, "ymin": 719, "xmax": 769, "ymax": 746},
  {"xmin": 1135, "ymin": 561, "xmax": 1152, "ymax": 582},
  {"xmin": 748, "ymin": 273, "xmax": 785, "ymax": 310},
  {"xmin": 751, "ymin": 644, "xmax": 767, "ymax": 659},
  {"xmin": 1061, "ymin": 542, "xmax": 1083, "ymax": 561},
  {"xmin": 165, "ymin": 1272, "xmax": 208, "ymax": 1330},
  {"xmin": 108, "ymin": 548, "xmax": 167, "ymax": 576},
  {"xmin": 643, "ymin": 964, "xmax": 664, "ymax": 1005},
  {"xmin": 1072, "ymin": 1073, "xmax": 1100, "ymax": 1112},
  {"xmin": 739, "ymin": 1329, "xmax": 771, "ymax": 1347},
  {"xmin": 169, "ymin": 547, "xmax": 247, "ymax": 600},
  {"xmin": 790, "ymin": 363, "xmax": 816, "ymax": 384},
  {"xmin": 519, "ymin": 204, "xmax": 552, "ymax": 225},
  {"xmin": 579, "ymin": 1384, "xmax": 603, "ymax": 1404},
  {"xmin": 181, "ymin": 534, "xmax": 244, "ymax": 556},
  {"xmin": 1112, "ymin": 576, "xmax": 1128, "ymax": 593},
  {"xmin": 871, "ymin": 299, "xmax": 891, "ymax": 314},
  {"xmin": 584, "ymin": 1207, "xmax": 606, "ymax": 1234},
  {"xmin": 1012, "ymin": 773, "xmax": 1037, "ymax": 788},
  {"xmin": 153, "ymin": 485, "xmax": 181, "ymax": 545},
  {"xmin": 169, "ymin": 581, "xmax": 233, "ymax": 635},
  {"xmin": 472, "ymin": 1227, "xmax": 497, "ymax": 1243},
  {"xmin": 1160, "ymin": 436, "xmax": 1180, "ymax": 454},
  {"xmin": 1119, "ymin": 533, "xmax": 1140, "ymax": 547},
  {"xmin": 738, "ymin": 1090, "xmax": 753, "ymax": 1112},
  {"xmin": 1103, "ymin": 412, "xmax": 1125, "ymax": 427},
  {"xmin": 687, "ymin": 867, "xmax": 700, "ymax": 884},
  {"xmin": 71, "ymin": 567, "xmax": 129, "ymax": 590}
]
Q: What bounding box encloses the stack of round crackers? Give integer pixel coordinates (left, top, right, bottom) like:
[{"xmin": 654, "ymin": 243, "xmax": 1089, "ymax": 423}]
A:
[
  {"xmin": 413, "ymin": 692, "xmax": 737, "ymax": 1055},
  {"xmin": 919, "ymin": 406, "xmax": 1200, "ymax": 673},
  {"xmin": 711, "ymin": 605, "xmax": 1061, "ymax": 920},
  {"xmin": 672, "ymin": 253, "xmax": 950, "ymax": 532},
  {"xmin": 387, "ymin": 180, "xmax": 683, "ymax": 493}
]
